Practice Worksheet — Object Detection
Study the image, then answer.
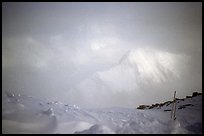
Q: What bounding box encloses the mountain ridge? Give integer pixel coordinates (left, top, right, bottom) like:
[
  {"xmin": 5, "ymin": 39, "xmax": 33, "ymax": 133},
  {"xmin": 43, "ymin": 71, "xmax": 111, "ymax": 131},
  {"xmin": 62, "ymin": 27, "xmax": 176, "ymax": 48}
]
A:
[{"xmin": 137, "ymin": 91, "xmax": 202, "ymax": 110}]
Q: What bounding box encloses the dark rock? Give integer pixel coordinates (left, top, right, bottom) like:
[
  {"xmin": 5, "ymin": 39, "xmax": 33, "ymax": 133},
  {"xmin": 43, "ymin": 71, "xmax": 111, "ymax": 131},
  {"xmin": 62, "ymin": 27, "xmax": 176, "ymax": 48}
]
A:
[
  {"xmin": 183, "ymin": 104, "xmax": 194, "ymax": 107},
  {"xmin": 178, "ymin": 104, "xmax": 194, "ymax": 109},
  {"xmin": 137, "ymin": 105, "xmax": 150, "ymax": 110},
  {"xmin": 186, "ymin": 96, "xmax": 192, "ymax": 98},
  {"xmin": 178, "ymin": 106, "xmax": 185, "ymax": 109},
  {"xmin": 192, "ymin": 92, "xmax": 202, "ymax": 97},
  {"xmin": 159, "ymin": 103, "xmax": 165, "ymax": 107},
  {"xmin": 164, "ymin": 109, "xmax": 171, "ymax": 112}
]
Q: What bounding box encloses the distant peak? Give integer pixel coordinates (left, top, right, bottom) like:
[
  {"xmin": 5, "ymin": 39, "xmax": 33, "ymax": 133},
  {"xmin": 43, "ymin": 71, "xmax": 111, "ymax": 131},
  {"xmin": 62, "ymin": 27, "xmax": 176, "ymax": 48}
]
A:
[{"xmin": 118, "ymin": 50, "xmax": 131, "ymax": 64}]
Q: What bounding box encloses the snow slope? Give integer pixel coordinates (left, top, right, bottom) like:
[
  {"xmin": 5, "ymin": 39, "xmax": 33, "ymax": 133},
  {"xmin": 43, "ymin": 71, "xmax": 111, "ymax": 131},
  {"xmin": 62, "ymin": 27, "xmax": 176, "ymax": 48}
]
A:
[
  {"xmin": 74, "ymin": 48, "xmax": 192, "ymax": 108},
  {"xmin": 2, "ymin": 92, "xmax": 202, "ymax": 134}
]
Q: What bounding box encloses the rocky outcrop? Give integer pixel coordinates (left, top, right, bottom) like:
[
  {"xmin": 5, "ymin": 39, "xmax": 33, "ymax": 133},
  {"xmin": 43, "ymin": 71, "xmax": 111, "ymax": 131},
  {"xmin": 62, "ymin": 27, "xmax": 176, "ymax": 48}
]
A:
[{"xmin": 136, "ymin": 91, "xmax": 202, "ymax": 110}]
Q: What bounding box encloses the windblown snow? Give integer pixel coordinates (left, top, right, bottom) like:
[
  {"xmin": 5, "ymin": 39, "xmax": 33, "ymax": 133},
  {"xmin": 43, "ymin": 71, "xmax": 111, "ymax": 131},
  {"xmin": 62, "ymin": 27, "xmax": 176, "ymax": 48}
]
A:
[{"xmin": 2, "ymin": 91, "xmax": 202, "ymax": 134}]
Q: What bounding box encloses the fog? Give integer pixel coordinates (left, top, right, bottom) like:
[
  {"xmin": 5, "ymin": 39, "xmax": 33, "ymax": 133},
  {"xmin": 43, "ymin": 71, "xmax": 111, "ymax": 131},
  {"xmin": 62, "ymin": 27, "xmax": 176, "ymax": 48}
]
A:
[{"xmin": 2, "ymin": 2, "xmax": 202, "ymax": 108}]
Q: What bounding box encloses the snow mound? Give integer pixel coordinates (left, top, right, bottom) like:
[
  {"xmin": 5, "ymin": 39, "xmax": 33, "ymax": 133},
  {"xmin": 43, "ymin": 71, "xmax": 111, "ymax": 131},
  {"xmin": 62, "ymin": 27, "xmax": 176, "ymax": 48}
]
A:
[
  {"xmin": 75, "ymin": 124, "xmax": 115, "ymax": 134},
  {"xmin": 2, "ymin": 92, "xmax": 202, "ymax": 134},
  {"xmin": 55, "ymin": 121, "xmax": 93, "ymax": 134},
  {"xmin": 41, "ymin": 108, "xmax": 55, "ymax": 116},
  {"xmin": 2, "ymin": 116, "xmax": 57, "ymax": 134}
]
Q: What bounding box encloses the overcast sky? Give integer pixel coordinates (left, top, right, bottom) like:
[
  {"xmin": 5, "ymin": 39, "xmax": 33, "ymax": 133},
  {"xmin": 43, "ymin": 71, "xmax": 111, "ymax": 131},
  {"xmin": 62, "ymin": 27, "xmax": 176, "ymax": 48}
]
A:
[{"xmin": 2, "ymin": 2, "xmax": 202, "ymax": 108}]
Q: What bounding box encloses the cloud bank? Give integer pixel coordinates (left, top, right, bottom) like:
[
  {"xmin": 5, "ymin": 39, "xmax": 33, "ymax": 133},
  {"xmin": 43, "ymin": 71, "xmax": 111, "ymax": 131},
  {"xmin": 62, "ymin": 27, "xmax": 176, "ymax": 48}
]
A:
[{"xmin": 2, "ymin": 2, "xmax": 202, "ymax": 108}]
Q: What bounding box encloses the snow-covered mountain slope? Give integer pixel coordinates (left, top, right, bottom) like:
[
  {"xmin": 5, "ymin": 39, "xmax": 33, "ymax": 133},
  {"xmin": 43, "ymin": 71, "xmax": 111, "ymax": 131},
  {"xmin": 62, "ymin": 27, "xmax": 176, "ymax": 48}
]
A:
[
  {"xmin": 74, "ymin": 48, "xmax": 191, "ymax": 107},
  {"xmin": 2, "ymin": 91, "xmax": 202, "ymax": 134},
  {"xmin": 86, "ymin": 47, "xmax": 189, "ymax": 88}
]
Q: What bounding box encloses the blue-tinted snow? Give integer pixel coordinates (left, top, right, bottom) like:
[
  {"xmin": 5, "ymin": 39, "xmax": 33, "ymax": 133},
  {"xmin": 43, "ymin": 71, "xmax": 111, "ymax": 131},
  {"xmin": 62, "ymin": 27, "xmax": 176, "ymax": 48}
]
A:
[{"xmin": 2, "ymin": 92, "xmax": 202, "ymax": 134}]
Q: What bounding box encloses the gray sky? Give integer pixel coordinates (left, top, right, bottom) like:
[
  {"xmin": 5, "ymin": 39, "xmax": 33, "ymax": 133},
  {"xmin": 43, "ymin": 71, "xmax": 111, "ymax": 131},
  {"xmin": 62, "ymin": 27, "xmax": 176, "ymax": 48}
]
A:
[{"xmin": 2, "ymin": 2, "xmax": 202, "ymax": 108}]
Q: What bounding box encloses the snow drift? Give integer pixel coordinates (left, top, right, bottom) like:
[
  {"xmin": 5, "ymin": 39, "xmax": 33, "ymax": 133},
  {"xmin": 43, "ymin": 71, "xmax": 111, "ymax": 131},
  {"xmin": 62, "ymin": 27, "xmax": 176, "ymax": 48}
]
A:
[{"xmin": 2, "ymin": 91, "xmax": 202, "ymax": 134}]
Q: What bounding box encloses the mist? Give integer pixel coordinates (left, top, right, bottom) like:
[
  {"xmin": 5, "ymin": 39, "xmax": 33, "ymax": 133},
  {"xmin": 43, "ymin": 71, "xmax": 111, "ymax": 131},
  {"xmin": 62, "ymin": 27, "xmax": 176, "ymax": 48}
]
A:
[{"xmin": 2, "ymin": 2, "xmax": 202, "ymax": 108}]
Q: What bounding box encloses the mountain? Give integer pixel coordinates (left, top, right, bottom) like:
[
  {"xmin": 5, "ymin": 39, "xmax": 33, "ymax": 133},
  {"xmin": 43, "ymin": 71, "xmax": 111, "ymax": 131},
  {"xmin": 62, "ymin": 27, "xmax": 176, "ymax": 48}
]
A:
[
  {"xmin": 74, "ymin": 48, "xmax": 190, "ymax": 107},
  {"xmin": 97, "ymin": 47, "xmax": 183, "ymax": 86}
]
